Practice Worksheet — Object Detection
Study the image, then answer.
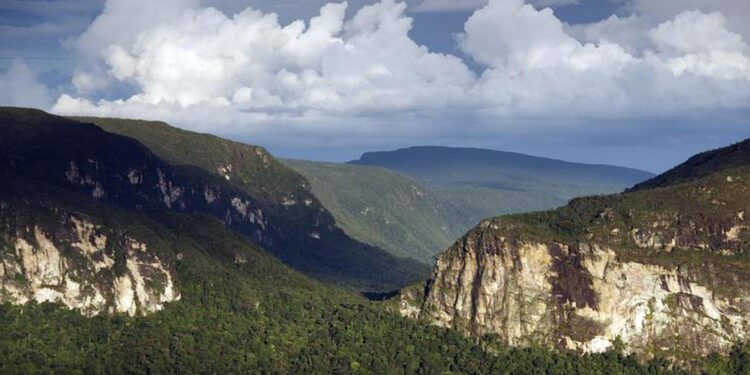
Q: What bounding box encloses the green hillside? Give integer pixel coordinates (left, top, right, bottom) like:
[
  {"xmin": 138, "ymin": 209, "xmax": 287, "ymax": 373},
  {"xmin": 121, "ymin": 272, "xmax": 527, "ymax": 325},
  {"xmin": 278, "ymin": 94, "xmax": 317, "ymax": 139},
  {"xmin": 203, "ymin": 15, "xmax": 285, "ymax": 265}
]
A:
[
  {"xmin": 71, "ymin": 115, "xmax": 428, "ymax": 291},
  {"xmin": 0, "ymin": 197, "xmax": 694, "ymax": 374},
  {"xmin": 630, "ymin": 138, "xmax": 750, "ymax": 191},
  {"xmin": 0, "ymin": 107, "xmax": 702, "ymax": 374},
  {"xmin": 284, "ymin": 160, "xmax": 470, "ymax": 263},
  {"xmin": 351, "ymin": 146, "xmax": 655, "ymax": 224}
]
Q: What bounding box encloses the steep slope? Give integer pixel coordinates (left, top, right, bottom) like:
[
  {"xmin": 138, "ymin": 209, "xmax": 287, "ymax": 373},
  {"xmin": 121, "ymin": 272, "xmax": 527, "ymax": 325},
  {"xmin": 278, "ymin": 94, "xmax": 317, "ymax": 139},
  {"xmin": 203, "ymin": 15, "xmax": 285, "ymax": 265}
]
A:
[
  {"xmin": 351, "ymin": 146, "xmax": 655, "ymax": 224},
  {"xmin": 0, "ymin": 108, "xmax": 426, "ymax": 291},
  {"xmin": 0, "ymin": 198, "xmax": 691, "ymax": 374},
  {"xmin": 397, "ymin": 140, "xmax": 750, "ymax": 363},
  {"xmin": 0, "ymin": 108, "xmax": 696, "ymax": 374},
  {"xmin": 0, "ymin": 189, "xmax": 179, "ymax": 317},
  {"xmin": 77, "ymin": 116, "xmax": 429, "ymax": 290},
  {"xmin": 631, "ymin": 138, "xmax": 750, "ymax": 191},
  {"xmin": 284, "ymin": 159, "xmax": 471, "ymax": 263}
]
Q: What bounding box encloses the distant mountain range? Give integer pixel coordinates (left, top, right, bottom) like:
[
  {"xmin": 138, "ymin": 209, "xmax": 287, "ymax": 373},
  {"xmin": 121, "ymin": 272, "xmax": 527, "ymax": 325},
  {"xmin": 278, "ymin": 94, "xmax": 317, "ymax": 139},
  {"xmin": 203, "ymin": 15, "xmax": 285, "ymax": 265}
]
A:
[
  {"xmin": 283, "ymin": 160, "xmax": 468, "ymax": 263},
  {"xmin": 351, "ymin": 147, "xmax": 654, "ymax": 225},
  {"xmin": 287, "ymin": 146, "xmax": 654, "ymax": 263}
]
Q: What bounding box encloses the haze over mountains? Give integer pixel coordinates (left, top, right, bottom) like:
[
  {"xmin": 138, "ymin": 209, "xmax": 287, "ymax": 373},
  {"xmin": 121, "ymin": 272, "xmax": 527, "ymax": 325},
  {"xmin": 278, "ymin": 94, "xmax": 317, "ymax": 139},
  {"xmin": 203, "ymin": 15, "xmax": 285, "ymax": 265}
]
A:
[
  {"xmin": 1, "ymin": 107, "xmax": 750, "ymax": 373},
  {"xmin": 351, "ymin": 146, "xmax": 654, "ymax": 225},
  {"xmin": 284, "ymin": 159, "xmax": 469, "ymax": 263},
  {"xmin": 285, "ymin": 146, "xmax": 653, "ymax": 263}
]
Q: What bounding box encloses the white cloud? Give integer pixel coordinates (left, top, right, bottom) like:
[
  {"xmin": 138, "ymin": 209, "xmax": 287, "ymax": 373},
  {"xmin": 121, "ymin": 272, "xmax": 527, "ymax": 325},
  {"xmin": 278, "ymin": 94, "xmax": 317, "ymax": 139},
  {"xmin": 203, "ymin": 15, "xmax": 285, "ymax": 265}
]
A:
[
  {"xmin": 649, "ymin": 10, "xmax": 750, "ymax": 80},
  {"xmin": 459, "ymin": 0, "xmax": 631, "ymax": 71},
  {"xmin": 50, "ymin": 0, "xmax": 750, "ymax": 153},
  {"xmin": 456, "ymin": 0, "xmax": 750, "ymax": 119},
  {"xmin": 55, "ymin": 0, "xmax": 474, "ymax": 116},
  {"xmin": 0, "ymin": 59, "xmax": 52, "ymax": 109}
]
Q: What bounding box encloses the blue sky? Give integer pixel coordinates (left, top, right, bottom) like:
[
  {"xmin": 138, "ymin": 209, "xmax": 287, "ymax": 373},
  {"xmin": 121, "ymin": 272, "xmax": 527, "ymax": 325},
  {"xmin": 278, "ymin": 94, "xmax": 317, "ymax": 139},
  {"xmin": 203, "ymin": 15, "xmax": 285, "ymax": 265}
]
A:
[{"xmin": 1, "ymin": 0, "xmax": 749, "ymax": 173}]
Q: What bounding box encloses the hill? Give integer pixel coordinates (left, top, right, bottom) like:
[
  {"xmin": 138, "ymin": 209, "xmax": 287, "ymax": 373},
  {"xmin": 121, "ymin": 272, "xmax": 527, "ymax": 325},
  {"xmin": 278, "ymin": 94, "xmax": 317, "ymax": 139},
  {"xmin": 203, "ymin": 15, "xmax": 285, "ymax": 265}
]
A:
[
  {"xmin": 0, "ymin": 107, "xmax": 700, "ymax": 373},
  {"xmin": 351, "ymin": 146, "xmax": 655, "ymax": 224},
  {"xmin": 397, "ymin": 139, "xmax": 750, "ymax": 364},
  {"xmin": 630, "ymin": 138, "xmax": 750, "ymax": 191},
  {"xmin": 284, "ymin": 160, "xmax": 470, "ymax": 263},
  {"xmin": 69, "ymin": 115, "xmax": 428, "ymax": 291}
]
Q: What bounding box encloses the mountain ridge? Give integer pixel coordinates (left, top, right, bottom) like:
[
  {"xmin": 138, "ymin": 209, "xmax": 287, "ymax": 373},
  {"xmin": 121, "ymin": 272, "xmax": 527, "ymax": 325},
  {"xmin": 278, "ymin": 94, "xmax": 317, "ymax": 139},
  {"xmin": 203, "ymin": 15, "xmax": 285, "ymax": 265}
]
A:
[
  {"xmin": 348, "ymin": 144, "xmax": 655, "ymax": 232},
  {"xmin": 630, "ymin": 138, "xmax": 750, "ymax": 191},
  {"xmin": 0, "ymin": 107, "xmax": 428, "ymax": 291},
  {"xmin": 284, "ymin": 159, "xmax": 471, "ymax": 263},
  {"xmin": 396, "ymin": 137, "xmax": 750, "ymax": 364},
  {"xmin": 351, "ymin": 145, "xmax": 654, "ymax": 184}
]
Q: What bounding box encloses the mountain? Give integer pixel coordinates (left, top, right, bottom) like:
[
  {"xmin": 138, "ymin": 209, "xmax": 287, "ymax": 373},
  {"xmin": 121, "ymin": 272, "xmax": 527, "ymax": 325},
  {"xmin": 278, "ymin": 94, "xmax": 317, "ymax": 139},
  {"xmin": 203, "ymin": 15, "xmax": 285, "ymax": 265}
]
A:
[
  {"xmin": 396, "ymin": 139, "xmax": 750, "ymax": 364},
  {"xmin": 284, "ymin": 160, "xmax": 470, "ymax": 263},
  {"xmin": 351, "ymin": 146, "xmax": 655, "ymax": 224},
  {"xmin": 0, "ymin": 107, "xmax": 699, "ymax": 373},
  {"xmin": 630, "ymin": 138, "xmax": 750, "ymax": 191},
  {"xmin": 67, "ymin": 115, "xmax": 428, "ymax": 291}
]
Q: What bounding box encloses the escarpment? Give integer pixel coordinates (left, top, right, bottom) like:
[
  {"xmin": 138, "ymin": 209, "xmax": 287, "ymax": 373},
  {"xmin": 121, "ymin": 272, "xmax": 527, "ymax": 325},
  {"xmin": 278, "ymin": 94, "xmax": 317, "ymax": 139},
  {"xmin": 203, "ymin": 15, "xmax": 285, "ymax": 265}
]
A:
[
  {"xmin": 0, "ymin": 107, "xmax": 426, "ymax": 296},
  {"xmin": 399, "ymin": 155, "xmax": 750, "ymax": 361},
  {"xmin": 0, "ymin": 201, "xmax": 179, "ymax": 316}
]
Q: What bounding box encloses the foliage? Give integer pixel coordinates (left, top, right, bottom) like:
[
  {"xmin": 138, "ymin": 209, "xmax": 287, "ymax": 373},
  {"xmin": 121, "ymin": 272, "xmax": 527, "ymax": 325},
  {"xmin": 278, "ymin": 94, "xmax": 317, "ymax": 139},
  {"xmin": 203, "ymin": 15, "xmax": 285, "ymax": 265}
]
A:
[
  {"xmin": 0, "ymin": 108, "xmax": 429, "ymax": 291},
  {"xmin": 0, "ymin": 208, "xmax": 696, "ymax": 374},
  {"xmin": 348, "ymin": 145, "xmax": 653, "ymax": 232},
  {"xmin": 284, "ymin": 159, "xmax": 470, "ymax": 263}
]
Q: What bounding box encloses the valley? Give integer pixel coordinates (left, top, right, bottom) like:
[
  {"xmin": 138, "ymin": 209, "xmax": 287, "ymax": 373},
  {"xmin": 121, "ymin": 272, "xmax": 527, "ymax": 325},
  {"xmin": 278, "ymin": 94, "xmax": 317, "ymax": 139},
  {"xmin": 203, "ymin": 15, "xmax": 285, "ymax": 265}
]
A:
[{"xmin": 0, "ymin": 107, "xmax": 748, "ymax": 373}]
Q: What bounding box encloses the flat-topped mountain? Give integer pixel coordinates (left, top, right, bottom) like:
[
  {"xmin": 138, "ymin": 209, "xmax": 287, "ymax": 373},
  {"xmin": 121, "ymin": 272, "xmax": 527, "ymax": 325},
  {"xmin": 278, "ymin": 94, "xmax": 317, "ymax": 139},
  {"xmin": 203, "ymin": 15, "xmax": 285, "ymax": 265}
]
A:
[
  {"xmin": 350, "ymin": 146, "xmax": 654, "ymax": 225},
  {"xmin": 352, "ymin": 146, "xmax": 653, "ymax": 187},
  {"xmin": 397, "ymin": 139, "xmax": 750, "ymax": 363}
]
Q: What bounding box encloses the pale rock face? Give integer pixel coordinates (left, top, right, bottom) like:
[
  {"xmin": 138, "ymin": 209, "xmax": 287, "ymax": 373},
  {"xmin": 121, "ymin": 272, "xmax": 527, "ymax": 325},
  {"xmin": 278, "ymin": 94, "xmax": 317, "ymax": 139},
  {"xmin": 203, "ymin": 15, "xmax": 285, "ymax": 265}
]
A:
[
  {"xmin": 216, "ymin": 164, "xmax": 233, "ymax": 181},
  {"xmin": 128, "ymin": 170, "xmax": 143, "ymax": 185},
  {"xmin": 156, "ymin": 168, "xmax": 183, "ymax": 208},
  {"xmin": 0, "ymin": 214, "xmax": 180, "ymax": 317},
  {"xmin": 230, "ymin": 197, "xmax": 267, "ymax": 229},
  {"xmin": 404, "ymin": 224, "xmax": 750, "ymax": 359}
]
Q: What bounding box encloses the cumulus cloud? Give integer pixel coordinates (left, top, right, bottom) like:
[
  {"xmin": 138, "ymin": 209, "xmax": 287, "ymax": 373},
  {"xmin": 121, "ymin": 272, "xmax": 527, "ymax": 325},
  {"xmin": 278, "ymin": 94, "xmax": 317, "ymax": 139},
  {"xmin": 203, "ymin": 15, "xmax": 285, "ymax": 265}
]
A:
[
  {"xmin": 649, "ymin": 11, "xmax": 750, "ymax": 80},
  {"xmin": 49, "ymin": 0, "xmax": 750, "ymax": 166},
  {"xmin": 55, "ymin": 0, "xmax": 473, "ymax": 119},
  {"xmin": 0, "ymin": 59, "xmax": 53, "ymax": 108},
  {"xmin": 457, "ymin": 0, "xmax": 750, "ymax": 119}
]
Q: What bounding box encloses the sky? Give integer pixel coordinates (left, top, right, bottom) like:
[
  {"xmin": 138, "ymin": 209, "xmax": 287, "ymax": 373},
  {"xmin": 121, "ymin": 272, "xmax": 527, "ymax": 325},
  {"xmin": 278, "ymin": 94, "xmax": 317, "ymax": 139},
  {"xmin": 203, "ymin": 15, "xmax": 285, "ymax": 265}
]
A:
[{"xmin": 1, "ymin": 0, "xmax": 749, "ymax": 173}]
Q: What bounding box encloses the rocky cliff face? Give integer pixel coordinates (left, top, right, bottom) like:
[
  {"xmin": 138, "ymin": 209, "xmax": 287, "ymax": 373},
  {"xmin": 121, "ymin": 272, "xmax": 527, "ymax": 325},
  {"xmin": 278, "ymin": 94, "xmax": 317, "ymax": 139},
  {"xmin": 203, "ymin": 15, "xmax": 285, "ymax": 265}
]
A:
[
  {"xmin": 399, "ymin": 163, "xmax": 750, "ymax": 361},
  {"xmin": 0, "ymin": 201, "xmax": 179, "ymax": 316}
]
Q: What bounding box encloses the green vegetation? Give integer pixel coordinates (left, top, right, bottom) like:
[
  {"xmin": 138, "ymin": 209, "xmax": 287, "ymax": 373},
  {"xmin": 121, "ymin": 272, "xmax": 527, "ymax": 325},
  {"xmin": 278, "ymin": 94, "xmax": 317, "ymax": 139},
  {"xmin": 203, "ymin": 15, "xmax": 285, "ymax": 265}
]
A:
[
  {"xmin": 0, "ymin": 109, "xmax": 429, "ymax": 291},
  {"xmin": 430, "ymin": 183, "xmax": 625, "ymax": 227},
  {"xmin": 349, "ymin": 145, "xmax": 654, "ymax": 234},
  {"xmin": 631, "ymin": 138, "xmax": 750, "ymax": 191},
  {"xmin": 284, "ymin": 155, "xmax": 643, "ymax": 264},
  {"xmin": 2, "ymin": 107, "xmax": 749, "ymax": 373},
  {"xmin": 74, "ymin": 116, "xmax": 305, "ymax": 204},
  {"xmin": 284, "ymin": 159, "xmax": 470, "ymax": 263},
  {"xmin": 0, "ymin": 187, "xmax": 694, "ymax": 374}
]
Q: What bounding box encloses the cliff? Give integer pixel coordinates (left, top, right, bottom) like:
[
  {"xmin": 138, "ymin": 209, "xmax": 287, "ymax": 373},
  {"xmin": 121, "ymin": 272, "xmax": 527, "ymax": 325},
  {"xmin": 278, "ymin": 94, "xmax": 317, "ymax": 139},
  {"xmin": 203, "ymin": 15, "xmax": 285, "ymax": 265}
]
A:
[
  {"xmin": 0, "ymin": 107, "xmax": 426, "ymax": 293},
  {"xmin": 0, "ymin": 199, "xmax": 179, "ymax": 316},
  {"xmin": 399, "ymin": 143, "xmax": 750, "ymax": 362}
]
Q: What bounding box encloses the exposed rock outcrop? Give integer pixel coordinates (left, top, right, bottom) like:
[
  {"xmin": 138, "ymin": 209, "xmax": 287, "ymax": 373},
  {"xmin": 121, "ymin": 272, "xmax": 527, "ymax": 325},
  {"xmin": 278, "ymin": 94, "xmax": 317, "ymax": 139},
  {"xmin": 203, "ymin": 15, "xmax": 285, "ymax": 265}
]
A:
[
  {"xmin": 399, "ymin": 166, "xmax": 750, "ymax": 361},
  {"xmin": 0, "ymin": 203, "xmax": 179, "ymax": 316}
]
